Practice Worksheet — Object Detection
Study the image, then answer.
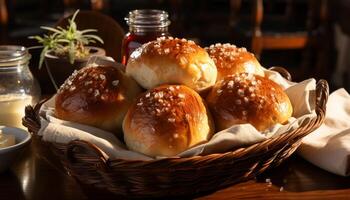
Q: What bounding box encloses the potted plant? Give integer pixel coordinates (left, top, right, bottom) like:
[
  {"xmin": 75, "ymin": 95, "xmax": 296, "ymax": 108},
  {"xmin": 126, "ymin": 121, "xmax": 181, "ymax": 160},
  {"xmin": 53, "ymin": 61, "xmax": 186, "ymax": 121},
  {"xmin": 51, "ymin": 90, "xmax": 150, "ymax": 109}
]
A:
[{"xmin": 30, "ymin": 10, "xmax": 105, "ymax": 92}]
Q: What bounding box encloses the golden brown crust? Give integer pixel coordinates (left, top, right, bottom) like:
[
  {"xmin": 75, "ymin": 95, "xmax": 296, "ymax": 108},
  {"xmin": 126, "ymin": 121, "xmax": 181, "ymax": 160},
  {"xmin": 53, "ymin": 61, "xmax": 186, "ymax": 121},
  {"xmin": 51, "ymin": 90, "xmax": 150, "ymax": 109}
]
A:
[
  {"xmin": 126, "ymin": 37, "xmax": 217, "ymax": 92},
  {"xmin": 141, "ymin": 37, "xmax": 203, "ymax": 66},
  {"xmin": 205, "ymin": 43, "xmax": 264, "ymax": 81},
  {"xmin": 123, "ymin": 85, "xmax": 214, "ymax": 157},
  {"xmin": 206, "ymin": 73, "xmax": 293, "ymax": 131},
  {"xmin": 55, "ymin": 65, "xmax": 141, "ymax": 136}
]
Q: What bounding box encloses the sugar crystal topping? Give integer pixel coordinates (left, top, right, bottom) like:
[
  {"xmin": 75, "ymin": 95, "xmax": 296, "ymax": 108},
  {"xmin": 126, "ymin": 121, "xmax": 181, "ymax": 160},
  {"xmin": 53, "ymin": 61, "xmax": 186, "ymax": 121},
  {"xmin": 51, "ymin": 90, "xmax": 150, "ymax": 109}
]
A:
[
  {"xmin": 58, "ymin": 69, "xmax": 83, "ymax": 94},
  {"xmin": 58, "ymin": 66, "xmax": 120, "ymax": 101},
  {"xmin": 136, "ymin": 85, "xmax": 189, "ymax": 123},
  {"xmin": 205, "ymin": 43, "xmax": 250, "ymax": 68},
  {"xmin": 216, "ymin": 73, "xmax": 270, "ymax": 120},
  {"xmin": 144, "ymin": 37, "xmax": 198, "ymax": 56},
  {"xmin": 112, "ymin": 80, "xmax": 119, "ymax": 86}
]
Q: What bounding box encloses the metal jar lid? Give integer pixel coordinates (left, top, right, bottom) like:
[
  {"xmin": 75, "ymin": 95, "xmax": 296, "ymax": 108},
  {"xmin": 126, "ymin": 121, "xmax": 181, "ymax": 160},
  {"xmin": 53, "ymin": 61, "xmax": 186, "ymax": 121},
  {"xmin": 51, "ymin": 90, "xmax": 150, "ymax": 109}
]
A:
[
  {"xmin": 0, "ymin": 45, "xmax": 31, "ymax": 66},
  {"xmin": 125, "ymin": 9, "xmax": 171, "ymax": 28}
]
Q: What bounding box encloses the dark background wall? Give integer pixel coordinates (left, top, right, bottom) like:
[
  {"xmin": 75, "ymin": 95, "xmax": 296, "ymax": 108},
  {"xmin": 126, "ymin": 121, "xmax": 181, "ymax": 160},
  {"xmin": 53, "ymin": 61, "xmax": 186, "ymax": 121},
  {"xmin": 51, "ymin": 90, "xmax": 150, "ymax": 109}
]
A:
[{"xmin": 1, "ymin": 0, "xmax": 346, "ymax": 91}]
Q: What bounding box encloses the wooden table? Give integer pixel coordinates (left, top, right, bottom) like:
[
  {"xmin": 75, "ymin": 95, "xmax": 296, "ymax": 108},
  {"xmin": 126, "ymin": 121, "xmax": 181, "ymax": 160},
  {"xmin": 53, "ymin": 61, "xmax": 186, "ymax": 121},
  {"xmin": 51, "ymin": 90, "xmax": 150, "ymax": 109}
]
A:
[{"xmin": 1, "ymin": 140, "xmax": 349, "ymax": 200}]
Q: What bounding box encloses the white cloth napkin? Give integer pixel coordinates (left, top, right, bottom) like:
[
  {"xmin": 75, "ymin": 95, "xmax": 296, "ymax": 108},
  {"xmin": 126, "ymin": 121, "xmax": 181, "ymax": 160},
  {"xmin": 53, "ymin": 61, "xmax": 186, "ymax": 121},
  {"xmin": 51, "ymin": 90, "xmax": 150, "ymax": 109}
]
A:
[
  {"xmin": 38, "ymin": 68, "xmax": 318, "ymax": 161},
  {"xmin": 298, "ymin": 89, "xmax": 350, "ymax": 176},
  {"xmin": 38, "ymin": 97, "xmax": 152, "ymax": 161}
]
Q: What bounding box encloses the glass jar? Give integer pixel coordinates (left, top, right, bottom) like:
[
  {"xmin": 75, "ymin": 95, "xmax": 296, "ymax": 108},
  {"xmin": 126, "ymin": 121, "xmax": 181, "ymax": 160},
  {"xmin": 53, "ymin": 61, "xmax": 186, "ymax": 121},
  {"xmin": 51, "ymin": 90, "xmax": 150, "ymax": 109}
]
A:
[
  {"xmin": 0, "ymin": 46, "xmax": 41, "ymax": 129},
  {"xmin": 121, "ymin": 9, "xmax": 171, "ymax": 65}
]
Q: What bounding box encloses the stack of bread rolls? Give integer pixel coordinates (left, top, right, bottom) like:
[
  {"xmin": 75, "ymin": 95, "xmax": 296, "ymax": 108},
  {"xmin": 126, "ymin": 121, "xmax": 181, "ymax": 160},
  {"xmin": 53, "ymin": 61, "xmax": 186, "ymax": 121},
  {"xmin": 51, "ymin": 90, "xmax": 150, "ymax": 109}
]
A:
[{"xmin": 55, "ymin": 37, "xmax": 293, "ymax": 157}]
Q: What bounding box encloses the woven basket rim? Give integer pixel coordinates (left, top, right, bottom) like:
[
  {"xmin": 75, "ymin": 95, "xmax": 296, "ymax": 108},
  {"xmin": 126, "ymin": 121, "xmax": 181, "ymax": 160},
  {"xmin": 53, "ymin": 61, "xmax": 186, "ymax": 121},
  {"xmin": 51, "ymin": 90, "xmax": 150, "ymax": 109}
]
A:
[
  {"xmin": 23, "ymin": 79, "xmax": 328, "ymax": 164},
  {"xmin": 22, "ymin": 70, "xmax": 329, "ymax": 198}
]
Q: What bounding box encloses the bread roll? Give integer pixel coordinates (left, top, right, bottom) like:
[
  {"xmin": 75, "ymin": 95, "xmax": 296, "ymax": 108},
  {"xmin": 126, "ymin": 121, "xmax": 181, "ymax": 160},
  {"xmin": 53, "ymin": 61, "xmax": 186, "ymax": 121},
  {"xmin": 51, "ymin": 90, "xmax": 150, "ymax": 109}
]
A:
[
  {"xmin": 126, "ymin": 37, "xmax": 217, "ymax": 92},
  {"xmin": 206, "ymin": 73, "xmax": 292, "ymax": 131},
  {"xmin": 123, "ymin": 85, "xmax": 214, "ymax": 157},
  {"xmin": 55, "ymin": 65, "xmax": 141, "ymax": 137},
  {"xmin": 205, "ymin": 43, "xmax": 264, "ymax": 81}
]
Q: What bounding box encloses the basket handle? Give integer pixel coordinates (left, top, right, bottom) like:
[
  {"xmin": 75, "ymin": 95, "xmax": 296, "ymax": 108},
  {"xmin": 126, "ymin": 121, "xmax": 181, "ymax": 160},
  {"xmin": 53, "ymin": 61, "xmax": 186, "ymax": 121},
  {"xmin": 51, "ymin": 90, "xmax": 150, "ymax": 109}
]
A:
[
  {"xmin": 66, "ymin": 139, "xmax": 110, "ymax": 171},
  {"xmin": 22, "ymin": 97, "xmax": 51, "ymax": 134},
  {"xmin": 268, "ymin": 66, "xmax": 292, "ymax": 81},
  {"xmin": 266, "ymin": 67, "xmax": 328, "ymax": 115},
  {"xmin": 315, "ymin": 79, "xmax": 329, "ymax": 116}
]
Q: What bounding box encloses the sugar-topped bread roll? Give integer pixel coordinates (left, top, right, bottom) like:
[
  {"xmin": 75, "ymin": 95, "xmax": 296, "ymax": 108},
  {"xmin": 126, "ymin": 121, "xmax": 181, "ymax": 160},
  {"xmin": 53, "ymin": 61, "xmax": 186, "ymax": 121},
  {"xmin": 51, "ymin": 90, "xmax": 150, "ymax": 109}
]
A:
[
  {"xmin": 205, "ymin": 43, "xmax": 264, "ymax": 81},
  {"xmin": 123, "ymin": 85, "xmax": 214, "ymax": 157},
  {"xmin": 126, "ymin": 37, "xmax": 217, "ymax": 92},
  {"xmin": 206, "ymin": 73, "xmax": 293, "ymax": 131},
  {"xmin": 55, "ymin": 65, "xmax": 141, "ymax": 137}
]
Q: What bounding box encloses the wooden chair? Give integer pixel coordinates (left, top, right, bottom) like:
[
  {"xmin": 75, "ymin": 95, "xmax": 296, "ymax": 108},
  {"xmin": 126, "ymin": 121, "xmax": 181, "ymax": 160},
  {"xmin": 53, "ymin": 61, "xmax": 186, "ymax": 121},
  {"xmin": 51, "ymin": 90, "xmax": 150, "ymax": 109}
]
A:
[
  {"xmin": 56, "ymin": 10, "xmax": 125, "ymax": 62},
  {"xmin": 230, "ymin": 0, "xmax": 331, "ymax": 80},
  {"xmin": 250, "ymin": 0, "xmax": 327, "ymax": 58}
]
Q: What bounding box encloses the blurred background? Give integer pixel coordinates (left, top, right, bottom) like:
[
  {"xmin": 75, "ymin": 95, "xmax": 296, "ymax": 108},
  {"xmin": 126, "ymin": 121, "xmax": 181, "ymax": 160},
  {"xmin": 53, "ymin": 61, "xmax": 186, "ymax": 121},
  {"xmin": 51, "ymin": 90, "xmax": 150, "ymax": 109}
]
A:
[{"xmin": 1, "ymin": 0, "xmax": 350, "ymax": 93}]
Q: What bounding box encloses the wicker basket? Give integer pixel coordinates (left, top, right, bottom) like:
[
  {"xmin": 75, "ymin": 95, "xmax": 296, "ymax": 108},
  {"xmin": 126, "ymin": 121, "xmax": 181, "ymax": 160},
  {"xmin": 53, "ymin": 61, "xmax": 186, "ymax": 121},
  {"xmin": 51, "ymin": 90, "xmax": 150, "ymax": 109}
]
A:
[{"xmin": 22, "ymin": 68, "xmax": 329, "ymax": 199}]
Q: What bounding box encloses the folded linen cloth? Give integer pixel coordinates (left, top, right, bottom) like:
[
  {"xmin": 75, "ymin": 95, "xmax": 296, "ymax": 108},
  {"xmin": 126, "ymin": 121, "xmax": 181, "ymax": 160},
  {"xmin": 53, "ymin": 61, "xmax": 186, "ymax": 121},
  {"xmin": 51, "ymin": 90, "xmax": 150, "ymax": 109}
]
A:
[
  {"xmin": 298, "ymin": 88, "xmax": 350, "ymax": 176},
  {"xmin": 37, "ymin": 67, "xmax": 318, "ymax": 161},
  {"xmin": 38, "ymin": 98, "xmax": 152, "ymax": 161}
]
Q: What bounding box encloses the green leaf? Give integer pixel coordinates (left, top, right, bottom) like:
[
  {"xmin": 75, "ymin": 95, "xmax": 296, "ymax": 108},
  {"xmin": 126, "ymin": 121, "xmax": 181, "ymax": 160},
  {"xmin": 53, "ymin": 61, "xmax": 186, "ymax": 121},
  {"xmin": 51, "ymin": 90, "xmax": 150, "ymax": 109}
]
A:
[
  {"xmin": 86, "ymin": 39, "xmax": 97, "ymax": 44},
  {"xmin": 68, "ymin": 42, "xmax": 75, "ymax": 64},
  {"xmin": 70, "ymin": 22, "xmax": 77, "ymax": 33},
  {"xmin": 28, "ymin": 35, "xmax": 45, "ymax": 43},
  {"xmin": 71, "ymin": 10, "xmax": 80, "ymax": 23},
  {"xmin": 39, "ymin": 46, "xmax": 49, "ymax": 69},
  {"xmin": 57, "ymin": 38, "xmax": 70, "ymax": 43},
  {"xmin": 56, "ymin": 26, "xmax": 65, "ymax": 31},
  {"xmin": 80, "ymin": 29, "xmax": 98, "ymax": 34},
  {"xmin": 79, "ymin": 37, "xmax": 89, "ymax": 45},
  {"xmin": 40, "ymin": 26, "xmax": 63, "ymax": 34},
  {"xmin": 56, "ymin": 44, "xmax": 64, "ymax": 49},
  {"xmin": 67, "ymin": 10, "xmax": 79, "ymax": 34}
]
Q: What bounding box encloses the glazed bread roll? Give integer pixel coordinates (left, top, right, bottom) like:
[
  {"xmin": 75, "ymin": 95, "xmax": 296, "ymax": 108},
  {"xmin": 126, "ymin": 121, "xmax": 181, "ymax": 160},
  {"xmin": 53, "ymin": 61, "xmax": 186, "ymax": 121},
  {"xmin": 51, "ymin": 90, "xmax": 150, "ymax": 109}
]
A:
[
  {"xmin": 126, "ymin": 37, "xmax": 217, "ymax": 92},
  {"xmin": 206, "ymin": 73, "xmax": 293, "ymax": 131},
  {"xmin": 123, "ymin": 85, "xmax": 214, "ymax": 157},
  {"xmin": 55, "ymin": 65, "xmax": 141, "ymax": 136},
  {"xmin": 205, "ymin": 43, "xmax": 264, "ymax": 81}
]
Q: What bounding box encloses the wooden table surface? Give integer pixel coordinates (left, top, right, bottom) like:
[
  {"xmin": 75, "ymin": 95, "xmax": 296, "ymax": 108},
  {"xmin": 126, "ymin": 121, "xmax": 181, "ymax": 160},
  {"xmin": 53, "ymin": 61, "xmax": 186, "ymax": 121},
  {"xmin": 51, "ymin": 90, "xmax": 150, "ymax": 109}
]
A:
[{"xmin": 1, "ymin": 140, "xmax": 349, "ymax": 200}]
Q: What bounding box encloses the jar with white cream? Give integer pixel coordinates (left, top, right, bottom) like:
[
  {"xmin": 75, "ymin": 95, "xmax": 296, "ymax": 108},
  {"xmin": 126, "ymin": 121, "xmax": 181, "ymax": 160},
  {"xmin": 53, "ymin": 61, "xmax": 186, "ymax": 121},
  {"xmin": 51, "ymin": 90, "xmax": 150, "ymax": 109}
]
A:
[{"xmin": 0, "ymin": 46, "xmax": 41, "ymax": 129}]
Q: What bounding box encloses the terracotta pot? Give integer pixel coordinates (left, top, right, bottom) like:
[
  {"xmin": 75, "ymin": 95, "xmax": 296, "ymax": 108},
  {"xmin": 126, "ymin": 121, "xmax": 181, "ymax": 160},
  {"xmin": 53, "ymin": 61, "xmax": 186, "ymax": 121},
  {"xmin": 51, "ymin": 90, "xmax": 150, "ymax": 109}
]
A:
[{"xmin": 44, "ymin": 46, "xmax": 105, "ymax": 93}]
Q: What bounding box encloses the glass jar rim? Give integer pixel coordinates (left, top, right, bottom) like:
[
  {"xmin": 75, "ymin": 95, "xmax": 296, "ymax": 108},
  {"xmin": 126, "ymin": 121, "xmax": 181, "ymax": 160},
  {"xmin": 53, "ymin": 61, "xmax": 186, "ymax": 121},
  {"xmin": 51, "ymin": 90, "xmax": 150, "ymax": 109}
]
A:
[
  {"xmin": 0, "ymin": 45, "xmax": 31, "ymax": 67},
  {"xmin": 125, "ymin": 9, "xmax": 171, "ymax": 28}
]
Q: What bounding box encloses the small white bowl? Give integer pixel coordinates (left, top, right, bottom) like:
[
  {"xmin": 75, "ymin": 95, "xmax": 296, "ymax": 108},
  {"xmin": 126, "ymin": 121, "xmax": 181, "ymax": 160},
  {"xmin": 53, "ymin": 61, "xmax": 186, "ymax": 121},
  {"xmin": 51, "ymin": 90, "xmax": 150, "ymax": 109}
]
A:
[{"xmin": 0, "ymin": 126, "xmax": 32, "ymax": 172}]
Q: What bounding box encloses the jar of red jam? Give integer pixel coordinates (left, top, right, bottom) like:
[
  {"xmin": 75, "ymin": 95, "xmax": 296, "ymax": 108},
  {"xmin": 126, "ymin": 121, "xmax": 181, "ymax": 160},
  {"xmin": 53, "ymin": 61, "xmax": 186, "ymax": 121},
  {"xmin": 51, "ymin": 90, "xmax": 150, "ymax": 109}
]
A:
[{"xmin": 122, "ymin": 9, "xmax": 171, "ymax": 65}]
